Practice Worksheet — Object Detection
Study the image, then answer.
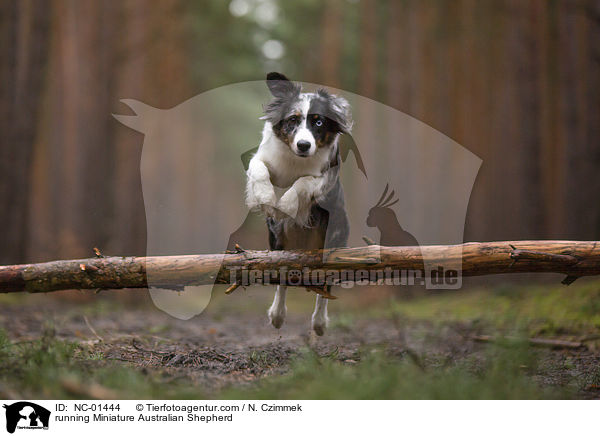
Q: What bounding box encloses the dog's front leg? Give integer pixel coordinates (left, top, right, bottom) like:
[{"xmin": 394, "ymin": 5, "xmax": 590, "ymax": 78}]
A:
[
  {"xmin": 246, "ymin": 157, "xmax": 277, "ymax": 213},
  {"xmin": 311, "ymin": 294, "xmax": 329, "ymax": 336},
  {"xmin": 268, "ymin": 285, "xmax": 287, "ymax": 328},
  {"xmin": 277, "ymin": 175, "xmax": 325, "ymax": 224}
]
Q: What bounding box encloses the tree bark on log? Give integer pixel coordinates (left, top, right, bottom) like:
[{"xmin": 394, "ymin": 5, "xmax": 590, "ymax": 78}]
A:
[{"xmin": 0, "ymin": 241, "xmax": 599, "ymax": 294}]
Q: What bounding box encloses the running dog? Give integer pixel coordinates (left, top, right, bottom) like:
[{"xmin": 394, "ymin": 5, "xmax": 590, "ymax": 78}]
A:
[{"xmin": 245, "ymin": 72, "xmax": 352, "ymax": 335}]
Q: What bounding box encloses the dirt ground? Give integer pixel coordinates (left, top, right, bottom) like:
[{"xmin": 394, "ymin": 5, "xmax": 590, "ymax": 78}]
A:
[
  {"xmin": 1, "ymin": 291, "xmax": 405, "ymax": 391},
  {"xmin": 1, "ymin": 283, "xmax": 600, "ymax": 399}
]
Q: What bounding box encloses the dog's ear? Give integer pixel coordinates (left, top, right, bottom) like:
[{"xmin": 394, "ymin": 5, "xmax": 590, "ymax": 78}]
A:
[
  {"xmin": 331, "ymin": 95, "xmax": 353, "ymax": 134},
  {"xmin": 266, "ymin": 72, "xmax": 299, "ymax": 97}
]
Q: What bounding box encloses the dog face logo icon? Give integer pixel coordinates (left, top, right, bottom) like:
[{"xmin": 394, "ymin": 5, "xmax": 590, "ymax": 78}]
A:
[{"xmin": 3, "ymin": 402, "xmax": 50, "ymax": 433}]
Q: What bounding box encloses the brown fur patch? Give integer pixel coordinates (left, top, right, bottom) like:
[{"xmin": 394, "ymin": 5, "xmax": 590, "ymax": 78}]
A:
[
  {"xmin": 316, "ymin": 131, "xmax": 336, "ymax": 148},
  {"xmin": 272, "ymin": 113, "xmax": 301, "ymax": 148}
]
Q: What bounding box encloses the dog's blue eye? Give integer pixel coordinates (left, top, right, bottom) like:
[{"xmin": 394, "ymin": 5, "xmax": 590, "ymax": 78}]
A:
[
  {"xmin": 288, "ymin": 116, "xmax": 298, "ymax": 123},
  {"xmin": 315, "ymin": 119, "xmax": 323, "ymax": 127}
]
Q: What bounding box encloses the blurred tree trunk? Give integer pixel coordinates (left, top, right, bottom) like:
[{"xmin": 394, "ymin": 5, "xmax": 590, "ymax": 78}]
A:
[
  {"xmin": 109, "ymin": 0, "xmax": 151, "ymax": 258},
  {"xmin": 27, "ymin": 0, "xmax": 117, "ymax": 262},
  {"xmin": 25, "ymin": 0, "xmax": 193, "ymax": 263},
  {"xmin": 3, "ymin": 0, "xmax": 600, "ymax": 269},
  {"xmin": 319, "ymin": 0, "xmax": 342, "ymax": 88},
  {"xmin": 382, "ymin": 0, "xmax": 600, "ymax": 243},
  {"xmin": 358, "ymin": 0, "xmax": 377, "ymax": 100},
  {"xmin": 554, "ymin": 0, "xmax": 600, "ymax": 237},
  {"xmin": 355, "ymin": 0, "xmax": 378, "ymax": 215},
  {"xmin": 0, "ymin": 0, "xmax": 51, "ymax": 264},
  {"xmin": 454, "ymin": 0, "xmax": 491, "ymax": 240}
]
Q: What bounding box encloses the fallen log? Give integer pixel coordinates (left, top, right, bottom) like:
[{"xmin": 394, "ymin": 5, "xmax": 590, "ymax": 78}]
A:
[
  {"xmin": 470, "ymin": 335, "xmax": 585, "ymax": 349},
  {"xmin": 0, "ymin": 241, "xmax": 599, "ymax": 294}
]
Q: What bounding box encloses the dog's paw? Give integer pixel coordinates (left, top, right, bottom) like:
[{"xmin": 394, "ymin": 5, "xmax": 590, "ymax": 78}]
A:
[
  {"xmin": 268, "ymin": 306, "xmax": 286, "ymax": 329},
  {"xmin": 255, "ymin": 186, "xmax": 277, "ymax": 207},
  {"xmin": 311, "ymin": 314, "xmax": 328, "ymax": 336},
  {"xmin": 260, "ymin": 204, "xmax": 278, "ymax": 218},
  {"xmin": 247, "ymin": 187, "xmax": 279, "ymax": 218},
  {"xmin": 277, "ymin": 188, "xmax": 299, "ymax": 218}
]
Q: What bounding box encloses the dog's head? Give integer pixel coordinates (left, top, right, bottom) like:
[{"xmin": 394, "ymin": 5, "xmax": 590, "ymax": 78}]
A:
[{"xmin": 262, "ymin": 72, "xmax": 352, "ymax": 158}]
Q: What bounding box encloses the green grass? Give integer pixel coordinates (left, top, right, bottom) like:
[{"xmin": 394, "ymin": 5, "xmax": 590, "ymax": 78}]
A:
[
  {"xmin": 1, "ymin": 280, "xmax": 598, "ymax": 399},
  {"xmin": 0, "ymin": 328, "xmax": 202, "ymax": 399},
  {"xmin": 222, "ymin": 344, "xmax": 569, "ymax": 400},
  {"xmin": 385, "ymin": 279, "xmax": 600, "ymax": 337},
  {"xmin": 0, "ymin": 328, "xmax": 572, "ymax": 399}
]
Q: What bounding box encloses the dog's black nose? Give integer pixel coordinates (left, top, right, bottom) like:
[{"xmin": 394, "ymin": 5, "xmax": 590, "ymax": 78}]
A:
[{"xmin": 297, "ymin": 141, "xmax": 311, "ymax": 153}]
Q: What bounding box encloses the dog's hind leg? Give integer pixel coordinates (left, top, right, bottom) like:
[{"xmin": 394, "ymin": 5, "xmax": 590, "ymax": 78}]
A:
[
  {"xmin": 311, "ymin": 292, "xmax": 329, "ymax": 336},
  {"xmin": 268, "ymin": 285, "xmax": 287, "ymax": 329}
]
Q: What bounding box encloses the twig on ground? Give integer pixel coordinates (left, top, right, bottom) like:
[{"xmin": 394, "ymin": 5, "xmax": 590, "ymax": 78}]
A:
[
  {"xmin": 83, "ymin": 316, "xmax": 104, "ymax": 341},
  {"xmin": 131, "ymin": 338, "xmax": 172, "ymax": 355},
  {"xmin": 390, "ymin": 313, "xmax": 426, "ymax": 371},
  {"xmin": 106, "ymin": 356, "xmax": 132, "ymax": 362},
  {"xmin": 470, "ymin": 335, "xmax": 585, "ymax": 349},
  {"xmin": 60, "ymin": 377, "xmax": 120, "ymax": 400}
]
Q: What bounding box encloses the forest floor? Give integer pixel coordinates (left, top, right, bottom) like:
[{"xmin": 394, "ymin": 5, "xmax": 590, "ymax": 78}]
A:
[{"xmin": 1, "ymin": 277, "xmax": 600, "ymax": 399}]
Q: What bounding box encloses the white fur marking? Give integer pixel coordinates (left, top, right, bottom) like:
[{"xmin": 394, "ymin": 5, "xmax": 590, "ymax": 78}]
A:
[
  {"xmin": 246, "ymin": 120, "xmax": 333, "ymax": 225},
  {"xmin": 292, "ymin": 97, "xmax": 316, "ymax": 156},
  {"xmin": 245, "ymin": 156, "xmax": 278, "ymax": 216},
  {"xmin": 311, "ymin": 295, "xmax": 329, "ymax": 336},
  {"xmin": 268, "ymin": 285, "xmax": 287, "ymax": 329}
]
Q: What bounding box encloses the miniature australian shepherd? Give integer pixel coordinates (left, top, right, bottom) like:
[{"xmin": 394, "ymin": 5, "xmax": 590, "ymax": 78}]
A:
[{"xmin": 245, "ymin": 72, "xmax": 352, "ymax": 336}]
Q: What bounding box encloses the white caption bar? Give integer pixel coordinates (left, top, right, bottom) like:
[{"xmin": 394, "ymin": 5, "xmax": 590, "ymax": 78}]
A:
[{"xmin": 0, "ymin": 400, "xmax": 596, "ymax": 435}]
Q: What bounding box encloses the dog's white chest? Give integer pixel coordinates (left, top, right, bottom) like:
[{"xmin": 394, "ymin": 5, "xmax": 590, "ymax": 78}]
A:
[{"xmin": 257, "ymin": 135, "xmax": 328, "ymax": 189}]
